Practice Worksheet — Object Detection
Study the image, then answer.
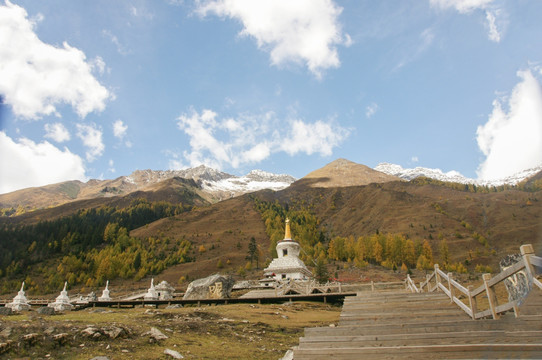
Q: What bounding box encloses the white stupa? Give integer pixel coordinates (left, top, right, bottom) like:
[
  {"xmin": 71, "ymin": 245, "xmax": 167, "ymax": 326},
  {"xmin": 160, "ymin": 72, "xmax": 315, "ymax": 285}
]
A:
[
  {"xmin": 48, "ymin": 282, "xmax": 73, "ymax": 311},
  {"xmin": 6, "ymin": 282, "xmax": 31, "ymax": 311},
  {"xmin": 144, "ymin": 278, "xmax": 158, "ymax": 300},
  {"xmin": 262, "ymin": 218, "xmax": 312, "ymax": 285},
  {"xmin": 98, "ymin": 280, "xmax": 112, "ymax": 301}
]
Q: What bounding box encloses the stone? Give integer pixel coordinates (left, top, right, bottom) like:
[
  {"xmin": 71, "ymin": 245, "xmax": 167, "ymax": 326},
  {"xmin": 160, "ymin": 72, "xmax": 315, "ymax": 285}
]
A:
[
  {"xmin": 141, "ymin": 327, "xmax": 168, "ymax": 342},
  {"xmin": 280, "ymin": 349, "xmax": 294, "ymax": 360},
  {"xmin": 52, "ymin": 333, "xmax": 70, "ymax": 344},
  {"xmin": 0, "ymin": 307, "xmax": 13, "ymax": 316},
  {"xmin": 81, "ymin": 327, "xmax": 106, "ymax": 340},
  {"xmin": 37, "ymin": 306, "xmax": 56, "ymax": 315},
  {"xmin": 90, "ymin": 357, "xmax": 110, "ymax": 360},
  {"xmin": 21, "ymin": 333, "xmax": 40, "ymax": 344},
  {"xmin": 166, "ymin": 304, "xmax": 182, "ymax": 309},
  {"xmin": 164, "ymin": 348, "xmax": 184, "ymax": 359},
  {"xmin": 182, "ymin": 274, "xmax": 235, "ymax": 300},
  {"xmin": 500, "ymin": 254, "xmax": 531, "ymax": 303},
  {"xmin": 0, "ymin": 327, "xmax": 12, "ymax": 337},
  {"xmin": 103, "ymin": 326, "xmax": 129, "ymax": 339}
]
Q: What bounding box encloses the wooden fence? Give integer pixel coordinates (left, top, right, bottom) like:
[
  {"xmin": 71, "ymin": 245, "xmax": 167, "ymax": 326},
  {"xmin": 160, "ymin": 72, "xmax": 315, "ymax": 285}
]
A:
[{"xmin": 406, "ymin": 244, "xmax": 542, "ymax": 320}]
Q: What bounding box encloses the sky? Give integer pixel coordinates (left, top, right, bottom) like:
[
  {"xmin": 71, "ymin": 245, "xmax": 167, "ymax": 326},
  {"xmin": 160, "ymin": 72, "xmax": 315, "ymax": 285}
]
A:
[{"xmin": 1, "ymin": 0, "xmax": 542, "ymax": 194}]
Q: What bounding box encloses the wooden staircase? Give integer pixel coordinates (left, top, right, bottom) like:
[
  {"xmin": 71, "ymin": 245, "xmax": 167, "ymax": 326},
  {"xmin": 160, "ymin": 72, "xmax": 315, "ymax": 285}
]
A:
[{"xmin": 293, "ymin": 289, "xmax": 542, "ymax": 359}]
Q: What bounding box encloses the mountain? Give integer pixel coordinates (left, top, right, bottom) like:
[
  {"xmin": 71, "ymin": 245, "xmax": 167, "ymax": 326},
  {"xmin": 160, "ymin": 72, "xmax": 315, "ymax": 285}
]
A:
[
  {"xmin": 375, "ymin": 163, "xmax": 542, "ymax": 186},
  {"xmin": 298, "ymin": 158, "xmax": 401, "ymax": 188},
  {"xmin": 0, "ymin": 165, "xmax": 295, "ymax": 214},
  {"xmin": 1, "ymin": 157, "xmax": 541, "ymax": 292}
]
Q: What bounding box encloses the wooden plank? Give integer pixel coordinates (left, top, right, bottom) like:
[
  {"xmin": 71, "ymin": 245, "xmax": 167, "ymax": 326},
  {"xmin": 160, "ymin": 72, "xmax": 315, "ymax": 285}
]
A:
[
  {"xmin": 530, "ymin": 255, "xmax": 542, "ymax": 269},
  {"xmin": 487, "ymin": 260, "xmax": 526, "ymax": 287},
  {"xmin": 452, "ymin": 296, "xmax": 473, "ymax": 317},
  {"xmin": 450, "ymin": 278, "xmax": 469, "ymax": 296}
]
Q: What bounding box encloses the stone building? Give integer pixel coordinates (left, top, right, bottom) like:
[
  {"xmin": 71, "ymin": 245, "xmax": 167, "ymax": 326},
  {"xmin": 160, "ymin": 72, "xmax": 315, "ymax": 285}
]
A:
[{"xmin": 261, "ymin": 218, "xmax": 312, "ymax": 286}]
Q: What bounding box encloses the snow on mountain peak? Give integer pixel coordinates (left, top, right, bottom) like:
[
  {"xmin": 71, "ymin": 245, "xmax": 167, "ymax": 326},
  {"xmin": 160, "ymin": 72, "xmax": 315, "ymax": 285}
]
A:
[{"xmin": 375, "ymin": 162, "xmax": 542, "ymax": 186}]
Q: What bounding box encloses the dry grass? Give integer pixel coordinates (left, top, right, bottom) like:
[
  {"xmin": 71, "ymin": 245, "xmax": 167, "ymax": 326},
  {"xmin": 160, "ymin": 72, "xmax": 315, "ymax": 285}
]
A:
[{"xmin": 0, "ymin": 301, "xmax": 341, "ymax": 359}]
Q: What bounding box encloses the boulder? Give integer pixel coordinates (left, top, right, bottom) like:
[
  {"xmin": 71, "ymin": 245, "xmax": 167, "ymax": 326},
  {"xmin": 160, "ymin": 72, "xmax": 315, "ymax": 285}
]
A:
[
  {"xmin": 141, "ymin": 327, "xmax": 168, "ymax": 343},
  {"xmin": 182, "ymin": 274, "xmax": 235, "ymax": 300},
  {"xmin": 500, "ymin": 254, "xmax": 530, "ymax": 302},
  {"xmin": 37, "ymin": 306, "xmax": 56, "ymax": 315},
  {"xmin": 164, "ymin": 348, "xmax": 184, "ymax": 359},
  {"xmin": 0, "ymin": 307, "xmax": 13, "ymax": 316}
]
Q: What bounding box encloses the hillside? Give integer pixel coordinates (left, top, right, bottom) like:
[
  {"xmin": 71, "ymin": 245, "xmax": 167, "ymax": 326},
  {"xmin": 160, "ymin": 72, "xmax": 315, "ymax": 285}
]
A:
[
  {"xmin": 299, "ymin": 158, "xmax": 400, "ymax": 187},
  {"xmin": 0, "ymin": 159, "xmax": 540, "ymax": 294},
  {"xmin": 0, "ymin": 165, "xmax": 295, "ymax": 214}
]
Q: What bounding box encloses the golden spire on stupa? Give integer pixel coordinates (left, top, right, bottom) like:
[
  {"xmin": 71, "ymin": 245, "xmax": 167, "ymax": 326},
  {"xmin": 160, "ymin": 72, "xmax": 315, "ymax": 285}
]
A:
[{"xmin": 284, "ymin": 218, "xmax": 292, "ymax": 240}]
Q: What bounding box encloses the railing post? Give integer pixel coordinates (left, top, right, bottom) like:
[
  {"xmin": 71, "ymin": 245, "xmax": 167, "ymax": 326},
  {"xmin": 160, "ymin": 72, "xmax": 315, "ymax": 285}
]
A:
[
  {"xmin": 434, "ymin": 264, "xmax": 441, "ymax": 291},
  {"xmin": 447, "ymin": 272, "xmax": 454, "ymax": 303},
  {"xmin": 371, "ymin": 281, "xmax": 374, "ymax": 292},
  {"xmin": 425, "ymin": 274, "xmax": 431, "ymax": 292},
  {"xmin": 482, "ymin": 273, "xmax": 499, "ymax": 320},
  {"xmin": 520, "ymin": 244, "xmax": 536, "ymax": 280},
  {"xmin": 467, "ymin": 285, "xmax": 477, "ymax": 320}
]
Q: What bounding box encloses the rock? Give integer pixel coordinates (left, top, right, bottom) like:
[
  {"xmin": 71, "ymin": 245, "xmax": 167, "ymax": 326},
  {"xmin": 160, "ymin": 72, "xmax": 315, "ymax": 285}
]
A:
[
  {"xmin": 90, "ymin": 357, "xmax": 110, "ymax": 360},
  {"xmin": 166, "ymin": 304, "xmax": 182, "ymax": 309},
  {"xmin": 164, "ymin": 348, "xmax": 184, "ymax": 359},
  {"xmin": 103, "ymin": 326, "xmax": 129, "ymax": 339},
  {"xmin": 0, "ymin": 307, "xmax": 13, "ymax": 316},
  {"xmin": 0, "ymin": 340, "xmax": 13, "ymax": 354},
  {"xmin": 141, "ymin": 327, "xmax": 168, "ymax": 342},
  {"xmin": 37, "ymin": 306, "xmax": 56, "ymax": 315},
  {"xmin": 182, "ymin": 274, "xmax": 235, "ymax": 300},
  {"xmin": 22, "ymin": 333, "xmax": 40, "ymax": 344},
  {"xmin": 500, "ymin": 254, "xmax": 531, "ymax": 302},
  {"xmin": 280, "ymin": 349, "xmax": 294, "ymax": 360},
  {"xmin": 0, "ymin": 327, "xmax": 12, "ymax": 338},
  {"xmin": 52, "ymin": 333, "xmax": 70, "ymax": 344},
  {"xmin": 81, "ymin": 327, "xmax": 104, "ymax": 340}
]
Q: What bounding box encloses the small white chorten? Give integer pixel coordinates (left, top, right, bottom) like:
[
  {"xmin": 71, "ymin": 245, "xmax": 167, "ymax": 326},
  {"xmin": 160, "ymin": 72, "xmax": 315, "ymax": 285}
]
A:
[
  {"xmin": 6, "ymin": 282, "xmax": 31, "ymax": 311},
  {"xmin": 144, "ymin": 278, "xmax": 158, "ymax": 300},
  {"xmin": 48, "ymin": 282, "xmax": 73, "ymax": 311},
  {"xmin": 262, "ymin": 218, "xmax": 312, "ymax": 285},
  {"xmin": 155, "ymin": 280, "xmax": 175, "ymax": 300},
  {"xmin": 98, "ymin": 280, "xmax": 112, "ymax": 301}
]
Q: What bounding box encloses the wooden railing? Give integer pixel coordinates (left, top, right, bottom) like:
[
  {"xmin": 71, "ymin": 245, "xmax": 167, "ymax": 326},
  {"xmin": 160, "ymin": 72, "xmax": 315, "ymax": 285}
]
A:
[{"xmin": 406, "ymin": 244, "xmax": 542, "ymax": 320}]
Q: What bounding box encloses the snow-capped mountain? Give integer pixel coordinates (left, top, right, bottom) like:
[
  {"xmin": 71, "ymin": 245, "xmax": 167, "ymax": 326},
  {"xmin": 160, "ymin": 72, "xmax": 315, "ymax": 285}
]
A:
[
  {"xmin": 126, "ymin": 166, "xmax": 295, "ymax": 199},
  {"xmin": 375, "ymin": 163, "xmax": 542, "ymax": 186},
  {"xmin": 201, "ymin": 170, "xmax": 296, "ymax": 196}
]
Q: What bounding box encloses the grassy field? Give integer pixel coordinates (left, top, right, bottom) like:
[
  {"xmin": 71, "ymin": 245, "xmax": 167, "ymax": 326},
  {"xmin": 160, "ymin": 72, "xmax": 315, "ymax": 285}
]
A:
[{"xmin": 0, "ymin": 301, "xmax": 341, "ymax": 359}]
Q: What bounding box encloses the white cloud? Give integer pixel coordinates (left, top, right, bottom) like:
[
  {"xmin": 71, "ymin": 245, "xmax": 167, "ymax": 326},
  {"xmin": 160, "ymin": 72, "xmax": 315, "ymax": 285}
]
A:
[
  {"xmin": 102, "ymin": 29, "xmax": 130, "ymax": 56},
  {"xmin": 429, "ymin": 0, "xmax": 504, "ymax": 42},
  {"xmin": 0, "ymin": 131, "xmax": 86, "ymax": 194},
  {"xmin": 366, "ymin": 103, "xmax": 379, "ymax": 118},
  {"xmin": 175, "ymin": 108, "xmax": 349, "ymax": 169},
  {"xmin": 476, "ymin": 70, "xmax": 542, "ymax": 180},
  {"xmin": 76, "ymin": 123, "xmax": 104, "ymax": 162},
  {"xmin": 0, "ymin": 1, "xmax": 111, "ymax": 119},
  {"xmin": 196, "ymin": 0, "xmax": 350, "ymax": 78},
  {"xmin": 113, "ymin": 119, "xmax": 128, "ymax": 139},
  {"xmin": 280, "ymin": 119, "xmax": 348, "ymax": 157},
  {"xmin": 108, "ymin": 159, "xmax": 115, "ymax": 173},
  {"xmin": 429, "ymin": 0, "xmax": 494, "ymax": 13},
  {"xmin": 44, "ymin": 122, "xmax": 70, "ymax": 143},
  {"xmin": 411, "ymin": 156, "xmax": 419, "ymax": 163}
]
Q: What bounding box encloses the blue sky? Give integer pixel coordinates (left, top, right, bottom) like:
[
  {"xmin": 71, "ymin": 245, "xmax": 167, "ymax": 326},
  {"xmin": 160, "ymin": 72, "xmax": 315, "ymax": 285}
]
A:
[{"xmin": 1, "ymin": 0, "xmax": 542, "ymax": 194}]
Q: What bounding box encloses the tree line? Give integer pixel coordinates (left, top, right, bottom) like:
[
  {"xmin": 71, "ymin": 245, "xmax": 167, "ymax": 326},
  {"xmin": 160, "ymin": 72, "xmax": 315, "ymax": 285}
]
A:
[{"xmin": 0, "ymin": 199, "xmax": 192, "ymax": 293}]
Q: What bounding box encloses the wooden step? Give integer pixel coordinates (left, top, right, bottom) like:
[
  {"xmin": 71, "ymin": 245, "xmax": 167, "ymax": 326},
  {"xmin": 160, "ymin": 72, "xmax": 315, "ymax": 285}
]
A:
[
  {"xmin": 305, "ymin": 317, "xmax": 542, "ymax": 337},
  {"xmin": 298, "ymin": 330, "xmax": 542, "ymax": 348},
  {"xmin": 294, "ymin": 343, "xmax": 542, "ymax": 360}
]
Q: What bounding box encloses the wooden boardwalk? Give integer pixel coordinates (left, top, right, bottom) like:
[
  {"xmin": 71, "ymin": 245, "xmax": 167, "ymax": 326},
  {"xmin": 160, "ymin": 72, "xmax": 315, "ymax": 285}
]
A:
[{"xmin": 293, "ymin": 289, "xmax": 542, "ymax": 359}]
